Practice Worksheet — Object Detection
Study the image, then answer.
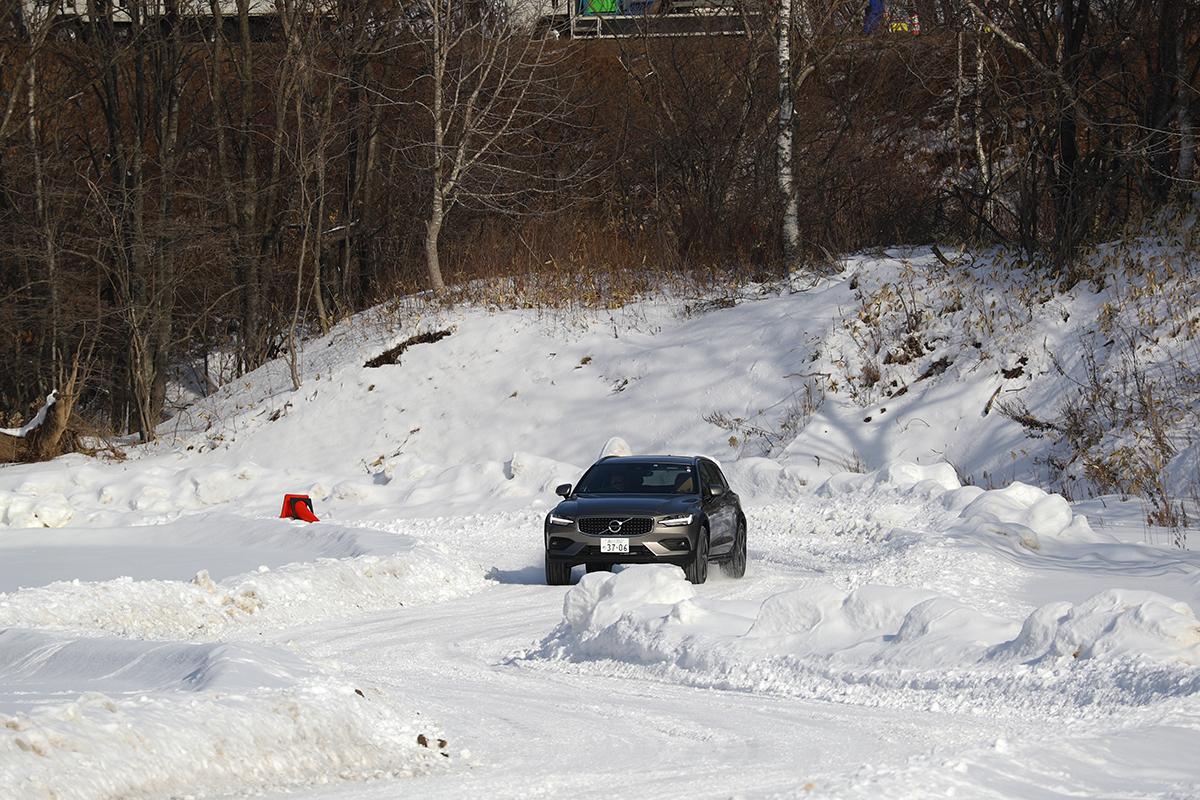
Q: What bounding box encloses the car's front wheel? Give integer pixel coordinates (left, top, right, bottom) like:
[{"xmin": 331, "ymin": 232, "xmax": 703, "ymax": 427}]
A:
[
  {"xmin": 684, "ymin": 528, "xmax": 709, "ymax": 585},
  {"xmin": 545, "ymin": 555, "xmax": 572, "ymax": 586},
  {"xmin": 720, "ymin": 518, "xmax": 747, "ymax": 579}
]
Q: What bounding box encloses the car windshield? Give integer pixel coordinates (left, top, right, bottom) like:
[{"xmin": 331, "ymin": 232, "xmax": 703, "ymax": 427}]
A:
[{"xmin": 574, "ymin": 462, "xmax": 697, "ymax": 495}]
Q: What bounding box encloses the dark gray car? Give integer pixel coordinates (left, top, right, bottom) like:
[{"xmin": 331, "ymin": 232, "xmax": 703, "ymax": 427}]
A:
[{"xmin": 543, "ymin": 455, "xmax": 747, "ymax": 585}]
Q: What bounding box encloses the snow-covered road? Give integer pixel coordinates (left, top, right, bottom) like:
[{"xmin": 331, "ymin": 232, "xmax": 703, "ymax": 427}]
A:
[
  {"xmin": 246, "ymin": 483, "xmax": 1200, "ymax": 799},
  {"xmin": 4, "ymin": 466, "xmax": 1200, "ymax": 798},
  {"xmin": 277, "ymin": 583, "xmax": 1018, "ymax": 799}
]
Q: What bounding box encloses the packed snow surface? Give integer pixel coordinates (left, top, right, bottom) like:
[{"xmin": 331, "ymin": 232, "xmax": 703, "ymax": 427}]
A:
[{"xmin": 2, "ymin": 249, "xmax": 1200, "ymax": 798}]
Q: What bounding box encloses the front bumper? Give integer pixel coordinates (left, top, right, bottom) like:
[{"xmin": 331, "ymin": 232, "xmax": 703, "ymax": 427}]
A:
[{"xmin": 544, "ymin": 518, "xmax": 698, "ymax": 567}]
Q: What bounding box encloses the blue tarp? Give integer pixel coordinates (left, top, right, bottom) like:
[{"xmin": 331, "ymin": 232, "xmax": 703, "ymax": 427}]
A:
[{"xmin": 863, "ymin": 0, "xmax": 885, "ymax": 33}]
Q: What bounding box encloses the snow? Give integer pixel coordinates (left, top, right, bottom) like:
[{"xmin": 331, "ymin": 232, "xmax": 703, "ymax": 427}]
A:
[
  {"xmin": 0, "ymin": 631, "xmax": 450, "ymax": 800},
  {"xmin": 539, "ymin": 567, "xmax": 1200, "ymax": 707},
  {"xmin": 2, "ymin": 246, "xmax": 1200, "ymax": 798},
  {"xmin": 0, "ymin": 524, "xmax": 486, "ymax": 639},
  {"xmin": 562, "ymin": 565, "xmax": 697, "ymax": 634},
  {"xmin": 0, "ymin": 391, "xmax": 57, "ymax": 438}
]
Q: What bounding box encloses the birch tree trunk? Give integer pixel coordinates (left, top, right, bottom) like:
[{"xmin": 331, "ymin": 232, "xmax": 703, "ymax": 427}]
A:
[
  {"xmin": 27, "ymin": 56, "xmax": 59, "ymax": 369},
  {"xmin": 954, "ymin": 31, "xmax": 964, "ymax": 174},
  {"xmin": 776, "ymin": 0, "xmax": 800, "ymax": 269},
  {"xmin": 974, "ymin": 32, "xmax": 991, "ymax": 221},
  {"xmin": 425, "ymin": 203, "xmax": 447, "ymax": 293},
  {"xmin": 424, "ymin": 0, "xmax": 448, "ymax": 293}
]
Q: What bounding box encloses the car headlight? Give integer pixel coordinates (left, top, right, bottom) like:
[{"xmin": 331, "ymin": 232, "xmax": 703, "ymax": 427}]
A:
[
  {"xmin": 659, "ymin": 514, "xmax": 693, "ymax": 527},
  {"xmin": 548, "ymin": 515, "xmax": 575, "ymax": 526}
]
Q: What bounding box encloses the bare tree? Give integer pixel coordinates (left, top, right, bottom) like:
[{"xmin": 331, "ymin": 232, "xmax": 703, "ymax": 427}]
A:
[
  {"xmin": 406, "ymin": 0, "xmax": 589, "ymax": 292},
  {"xmin": 0, "ymin": 1, "xmax": 63, "ymax": 145},
  {"xmin": 774, "ymin": 0, "xmax": 854, "ymax": 270},
  {"xmin": 205, "ymin": 0, "xmax": 306, "ymax": 371}
]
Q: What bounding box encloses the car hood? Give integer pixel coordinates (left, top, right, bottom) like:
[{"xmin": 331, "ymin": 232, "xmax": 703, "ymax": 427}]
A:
[{"xmin": 553, "ymin": 495, "xmax": 700, "ymax": 518}]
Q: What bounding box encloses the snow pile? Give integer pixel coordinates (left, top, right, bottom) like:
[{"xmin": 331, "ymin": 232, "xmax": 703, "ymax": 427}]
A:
[
  {"xmin": 947, "ymin": 480, "xmax": 1105, "ymax": 550},
  {"xmin": 816, "ymin": 462, "xmax": 961, "ymax": 498},
  {"xmin": 743, "ymin": 584, "xmax": 1012, "ymax": 667},
  {"xmin": 0, "ymin": 541, "xmax": 486, "ymax": 640},
  {"xmin": 0, "ymin": 629, "xmax": 312, "ymax": 707},
  {"xmin": 563, "ymin": 565, "xmax": 697, "ymax": 636},
  {"xmin": 0, "ymin": 515, "xmax": 445, "ymax": 590},
  {"xmin": 597, "ymin": 437, "xmax": 633, "ymax": 459},
  {"xmin": 0, "ymin": 490, "xmax": 73, "ymax": 528},
  {"xmin": 988, "ymin": 590, "xmax": 1200, "ymax": 665},
  {"xmin": 816, "ymin": 462, "xmax": 1106, "ymax": 551},
  {"xmin": 534, "ymin": 565, "xmax": 1200, "ymax": 710},
  {"xmin": 0, "ymin": 631, "xmax": 450, "ymax": 800},
  {"xmin": 0, "ymin": 448, "xmax": 585, "ymax": 530}
]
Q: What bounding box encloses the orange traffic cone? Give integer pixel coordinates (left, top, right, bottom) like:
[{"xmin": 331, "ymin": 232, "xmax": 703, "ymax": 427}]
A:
[{"xmin": 280, "ymin": 494, "xmax": 320, "ymax": 523}]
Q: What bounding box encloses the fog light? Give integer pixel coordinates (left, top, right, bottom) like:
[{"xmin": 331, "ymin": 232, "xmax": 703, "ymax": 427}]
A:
[
  {"xmin": 662, "ymin": 538, "xmax": 690, "ymax": 551},
  {"xmin": 549, "ymin": 537, "xmax": 572, "ymax": 550}
]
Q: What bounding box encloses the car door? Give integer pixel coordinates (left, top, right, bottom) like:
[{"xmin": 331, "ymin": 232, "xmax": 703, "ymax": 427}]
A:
[{"xmin": 699, "ymin": 459, "xmax": 735, "ymax": 551}]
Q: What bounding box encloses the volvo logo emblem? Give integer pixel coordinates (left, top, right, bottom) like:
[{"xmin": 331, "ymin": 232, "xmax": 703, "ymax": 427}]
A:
[{"xmin": 607, "ymin": 519, "xmax": 625, "ymax": 534}]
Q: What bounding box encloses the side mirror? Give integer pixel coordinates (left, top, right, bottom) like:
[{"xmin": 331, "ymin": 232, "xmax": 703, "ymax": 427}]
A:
[
  {"xmin": 555, "ymin": 483, "xmax": 572, "ymax": 498},
  {"xmin": 707, "ymin": 484, "xmax": 725, "ymax": 497}
]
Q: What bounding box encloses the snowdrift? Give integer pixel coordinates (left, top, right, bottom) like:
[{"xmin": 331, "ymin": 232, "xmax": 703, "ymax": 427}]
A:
[
  {"xmin": 537, "ymin": 565, "xmax": 1200, "ymax": 711},
  {"xmin": 532, "ymin": 467, "xmax": 1200, "ymax": 713},
  {"xmin": 818, "ymin": 461, "xmax": 1109, "ymax": 550},
  {"xmin": 0, "ymin": 449, "xmax": 584, "ymax": 531},
  {"xmin": 0, "ymin": 630, "xmax": 451, "ymax": 800},
  {"xmin": 0, "ymin": 534, "xmax": 486, "ymax": 640}
]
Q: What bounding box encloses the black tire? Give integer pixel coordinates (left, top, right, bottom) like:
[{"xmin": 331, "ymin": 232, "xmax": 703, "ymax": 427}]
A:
[
  {"xmin": 684, "ymin": 528, "xmax": 709, "ymax": 585},
  {"xmin": 545, "ymin": 555, "xmax": 572, "ymax": 586},
  {"xmin": 720, "ymin": 518, "xmax": 747, "ymax": 579},
  {"xmin": 585, "ymin": 562, "xmax": 609, "ymax": 574}
]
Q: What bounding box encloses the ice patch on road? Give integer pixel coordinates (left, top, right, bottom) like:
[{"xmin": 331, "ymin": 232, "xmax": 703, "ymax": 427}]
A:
[{"xmin": 0, "ymin": 630, "xmax": 450, "ymax": 800}]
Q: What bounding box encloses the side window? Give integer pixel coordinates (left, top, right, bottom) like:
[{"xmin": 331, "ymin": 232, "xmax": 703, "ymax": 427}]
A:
[
  {"xmin": 712, "ymin": 463, "xmax": 730, "ymax": 490},
  {"xmin": 699, "ymin": 461, "xmax": 726, "ymax": 493}
]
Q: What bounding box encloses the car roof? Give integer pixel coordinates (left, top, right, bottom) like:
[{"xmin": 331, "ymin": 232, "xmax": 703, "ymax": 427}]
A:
[{"xmin": 596, "ymin": 455, "xmax": 699, "ymax": 465}]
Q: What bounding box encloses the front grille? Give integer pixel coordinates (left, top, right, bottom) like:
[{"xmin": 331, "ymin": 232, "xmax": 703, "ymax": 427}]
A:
[{"xmin": 578, "ymin": 517, "xmax": 654, "ymax": 536}]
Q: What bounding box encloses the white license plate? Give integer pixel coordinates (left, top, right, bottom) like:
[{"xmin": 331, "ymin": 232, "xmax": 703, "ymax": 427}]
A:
[{"xmin": 600, "ymin": 538, "xmax": 630, "ymax": 554}]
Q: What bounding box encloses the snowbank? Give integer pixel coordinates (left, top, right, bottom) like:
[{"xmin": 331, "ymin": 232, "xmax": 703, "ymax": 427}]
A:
[
  {"xmin": 0, "ymin": 540, "xmax": 487, "ymax": 640},
  {"xmin": 0, "ymin": 448, "xmax": 585, "ymax": 530},
  {"xmin": 534, "ymin": 565, "xmax": 1200, "ymax": 710},
  {"xmin": 948, "ymin": 480, "xmax": 1104, "ymax": 549},
  {"xmin": 0, "ymin": 630, "xmax": 450, "ymax": 800},
  {"xmin": 563, "ymin": 565, "xmax": 696, "ymax": 635},
  {"xmin": 816, "ymin": 462, "xmax": 1107, "ymax": 550},
  {"xmin": 0, "ymin": 629, "xmax": 312, "ymax": 709},
  {"xmin": 988, "ymin": 589, "xmax": 1200, "ymax": 665},
  {"xmin": 816, "ymin": 462, "xmax": 961, "ymax": 497},
  {"xmin": 0, "ymin": 515, "xmax": 441, "ymax": 591}
]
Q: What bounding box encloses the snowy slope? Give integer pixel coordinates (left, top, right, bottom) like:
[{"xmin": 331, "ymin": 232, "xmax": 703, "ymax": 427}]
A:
[{"xmin": 1, "ymin": 245, "xmax": 1199, "ymax": 798}]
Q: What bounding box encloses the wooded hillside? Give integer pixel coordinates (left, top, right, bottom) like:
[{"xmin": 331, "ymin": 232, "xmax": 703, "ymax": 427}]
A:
[{"xmin": 1, "ymin": 0, "xmax": 1196, "ymax": 449}]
